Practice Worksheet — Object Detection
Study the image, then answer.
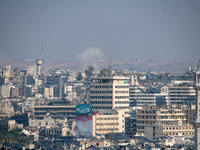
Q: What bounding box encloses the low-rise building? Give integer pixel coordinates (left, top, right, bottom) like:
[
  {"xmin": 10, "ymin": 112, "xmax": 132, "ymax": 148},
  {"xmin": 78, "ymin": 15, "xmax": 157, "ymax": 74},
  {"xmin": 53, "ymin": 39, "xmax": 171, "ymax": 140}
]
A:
[
  {"xmin": 0, "ymin": 84, "xmax": 10, "ymax": 98},
  {"xmin": 33, "ymin": 105, "xmax": 75, "ymax": 121},
  {"xmin": 92, "ymin": 109, "xmax": 125, "ymax": 136},
  {"xmin": 0, "ymin": 119, "xmax": 16, "ymax": 131},
  {"xmin": 163, "ymin": 124, "xmax": 194, "ymax": 136}
]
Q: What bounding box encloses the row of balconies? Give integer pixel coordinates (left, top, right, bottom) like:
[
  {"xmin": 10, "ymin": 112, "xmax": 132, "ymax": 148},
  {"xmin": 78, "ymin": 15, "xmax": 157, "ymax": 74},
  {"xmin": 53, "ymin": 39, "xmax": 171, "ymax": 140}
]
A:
[
  {"xmin": 163, "ymin": 128, "xmax": 194, "ymax": 131},
  {"xmin": 137, "ymin": 115, "xmax": 157, "ymax": 119},
  {"xmin": 96, "ymin": 125, "xmax": 120, "ymax": 129},
  {"xmin": 137, "ymin": 118, "xmax": 157, "ymax": 121},
  {"xmin": 137, "ymin": 111, "xmax": 157, "ymax": 114},
  {"xmin": 164, "ymin": 131, "xmax": 194, "ymax": 136}
]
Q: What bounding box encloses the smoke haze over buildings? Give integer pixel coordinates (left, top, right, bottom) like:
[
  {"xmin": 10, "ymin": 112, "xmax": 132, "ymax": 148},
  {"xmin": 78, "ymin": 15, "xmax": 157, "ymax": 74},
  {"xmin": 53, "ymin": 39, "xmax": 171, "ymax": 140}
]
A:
[{"xmin": 78, "ymin": 47, "xmax": 103, "ymax": 70}]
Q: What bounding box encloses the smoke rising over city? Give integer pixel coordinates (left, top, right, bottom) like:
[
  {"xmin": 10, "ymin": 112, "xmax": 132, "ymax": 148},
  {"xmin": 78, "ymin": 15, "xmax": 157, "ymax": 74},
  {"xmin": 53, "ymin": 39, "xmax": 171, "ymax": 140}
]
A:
[{"xmin": 78, "ymin": 47, "xmax": 103, "ymax": 70}]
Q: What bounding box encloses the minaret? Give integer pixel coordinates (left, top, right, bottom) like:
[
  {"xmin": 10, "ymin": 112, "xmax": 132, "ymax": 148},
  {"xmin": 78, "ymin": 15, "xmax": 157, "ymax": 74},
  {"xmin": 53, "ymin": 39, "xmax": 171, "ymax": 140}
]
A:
[{"xmin": 194, "ymin": 59, "xmax": 200, "ymax": 150}]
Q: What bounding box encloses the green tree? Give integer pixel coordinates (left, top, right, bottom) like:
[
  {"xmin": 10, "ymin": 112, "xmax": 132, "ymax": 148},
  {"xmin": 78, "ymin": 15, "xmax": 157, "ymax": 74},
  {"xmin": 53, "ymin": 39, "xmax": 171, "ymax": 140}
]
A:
[
  {"xmin": 0, "ymin": 129, "xmax": 25, "ymax": 144},
  {"xmin": 124, "ymin": 139, "xmax": 130, "ymax": 143},
  {"xmin": 105, "ymin": 134, "xmax": 112, "ymax": 140},
  {"xmin": 76, "ymin": 72, "xmax": 83, "ymax": 81}
]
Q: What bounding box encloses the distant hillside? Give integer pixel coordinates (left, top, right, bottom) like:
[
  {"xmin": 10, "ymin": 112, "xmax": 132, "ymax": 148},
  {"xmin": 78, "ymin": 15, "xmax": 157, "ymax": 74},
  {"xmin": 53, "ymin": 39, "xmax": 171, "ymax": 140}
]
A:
[{"xmin": 0, "ymin": 60, "xmax": 198, "ymax": 72}]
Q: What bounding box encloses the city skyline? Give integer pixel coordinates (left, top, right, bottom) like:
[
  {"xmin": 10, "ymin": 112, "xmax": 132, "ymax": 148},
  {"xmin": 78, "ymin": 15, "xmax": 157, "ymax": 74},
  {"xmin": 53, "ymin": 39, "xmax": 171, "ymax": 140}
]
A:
[{"xmin": 0, "ymin": 0, "xmax": 200, "ymax": 62}]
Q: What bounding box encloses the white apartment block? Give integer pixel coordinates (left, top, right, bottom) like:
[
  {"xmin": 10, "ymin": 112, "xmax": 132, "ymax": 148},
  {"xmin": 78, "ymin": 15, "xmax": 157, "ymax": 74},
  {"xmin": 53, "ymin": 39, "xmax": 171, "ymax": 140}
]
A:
[{"xmin": 90, "ymin": 69, "xmax": 129, "ymax": 116}]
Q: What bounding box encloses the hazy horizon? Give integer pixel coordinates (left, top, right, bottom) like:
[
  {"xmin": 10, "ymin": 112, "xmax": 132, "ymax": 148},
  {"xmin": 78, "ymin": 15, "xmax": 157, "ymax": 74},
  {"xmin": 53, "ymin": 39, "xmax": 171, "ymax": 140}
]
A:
[{"xmin": 0, "ymin": 0, "xmax": 200, "ymax": 62}]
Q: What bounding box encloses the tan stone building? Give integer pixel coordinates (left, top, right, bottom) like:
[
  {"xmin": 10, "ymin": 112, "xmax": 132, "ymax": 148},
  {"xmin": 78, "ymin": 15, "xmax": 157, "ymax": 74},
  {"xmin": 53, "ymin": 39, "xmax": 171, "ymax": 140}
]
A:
[
  {"xmin": 92, "ymin": 109, "xmax": 125, "ymax": 136},
  {"xmin": 44, "ymin": 86, "xmax": 54, "ymax": 98},
  {"xmin": 137, "ymin": 106, "xmax": 195, "ymax": 137},
  {"xmin": 163, "ymin": 124, "xmax": 194, "ymax": 136}
]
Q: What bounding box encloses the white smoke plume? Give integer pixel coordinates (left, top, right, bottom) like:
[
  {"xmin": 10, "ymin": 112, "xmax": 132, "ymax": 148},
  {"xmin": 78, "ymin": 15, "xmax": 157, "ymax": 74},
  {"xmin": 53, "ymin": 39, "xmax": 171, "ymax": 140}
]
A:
[{"xmin": 78, "ymin": 47, "xmax": 103, "ymax": 70}]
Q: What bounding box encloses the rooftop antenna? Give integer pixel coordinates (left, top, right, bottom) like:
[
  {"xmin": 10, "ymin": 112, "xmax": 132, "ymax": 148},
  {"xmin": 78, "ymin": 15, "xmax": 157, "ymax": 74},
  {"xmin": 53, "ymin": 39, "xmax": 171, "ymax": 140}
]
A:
[{"xmin": 109, "ymin": 56, "xmax": 112, "ymax": 69}]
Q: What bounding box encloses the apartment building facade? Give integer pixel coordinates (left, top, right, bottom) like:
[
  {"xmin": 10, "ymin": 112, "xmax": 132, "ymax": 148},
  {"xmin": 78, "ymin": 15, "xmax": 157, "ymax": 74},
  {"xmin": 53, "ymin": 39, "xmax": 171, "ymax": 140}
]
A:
[{"xmin": 137, "ymin": 106, "xmax": 194, "ymax": 137}]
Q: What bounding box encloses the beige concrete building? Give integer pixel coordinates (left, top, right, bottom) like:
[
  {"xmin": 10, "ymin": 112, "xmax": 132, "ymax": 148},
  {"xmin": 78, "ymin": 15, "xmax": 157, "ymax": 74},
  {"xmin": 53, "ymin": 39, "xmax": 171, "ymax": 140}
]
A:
[
  {"xmin": 0, "ymin": 100, "xmax": 14, "ymax": 119},
  {"xmin": 44, "ymin": 86, "xmax": 54, "ymax": 98},
  {"xmin": 92, "ymin": 110, "xmax": 125, "ymax": 136},
  {"xmin": 1, "ymin": 65, "xmax": 12, "ymax": 78},
  {"xmin": 76, "ymin": 138, "xmax": 106, "ymax": 150},
  {"xmin": 137, "ymin": 106, "xmax": 195, "ymax": 137},
  {"xmin": 29, "ymin": 114, "xmax": 57, "ymax": 128},
  {"xmin": 163, "ymin": 124, "xmax": 194, "ymax": 136},
  {"xmin": 26, "ymin": 65, "xmax": 37, "ymax": 76},
  {"xmin": 0, "ymin": 84, "xmax": 10, "ymax": 98}
]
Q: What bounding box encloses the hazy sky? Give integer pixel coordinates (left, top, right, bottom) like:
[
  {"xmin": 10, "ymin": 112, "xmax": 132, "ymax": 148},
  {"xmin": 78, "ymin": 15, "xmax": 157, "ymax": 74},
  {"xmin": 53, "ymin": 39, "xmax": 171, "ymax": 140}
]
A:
[{"xmin": 0, "ymin": 0, "xmax": 200, "ymax": 62}]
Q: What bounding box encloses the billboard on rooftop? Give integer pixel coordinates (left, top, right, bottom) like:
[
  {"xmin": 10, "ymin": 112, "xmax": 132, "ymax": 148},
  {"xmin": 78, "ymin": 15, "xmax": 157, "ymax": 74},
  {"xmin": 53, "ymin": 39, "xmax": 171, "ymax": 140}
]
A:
[{"xmin": 73, "ymin": 116, "xmax": 93, "ymax": 137}]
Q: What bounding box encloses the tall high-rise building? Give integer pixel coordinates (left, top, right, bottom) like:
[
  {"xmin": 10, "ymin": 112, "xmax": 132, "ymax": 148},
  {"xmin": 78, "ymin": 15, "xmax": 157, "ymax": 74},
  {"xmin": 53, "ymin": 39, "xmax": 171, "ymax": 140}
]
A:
[
  {"xmin": 194, "ymin": 60, "xmax": 200, "ymax": 150},
  {"xmin": 90, "ymin": 69, "xmax": 130, "ymax": 132},
  {"xmin": 90, "ymin": 69, "xmax": 129, "ymax": 114}
]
